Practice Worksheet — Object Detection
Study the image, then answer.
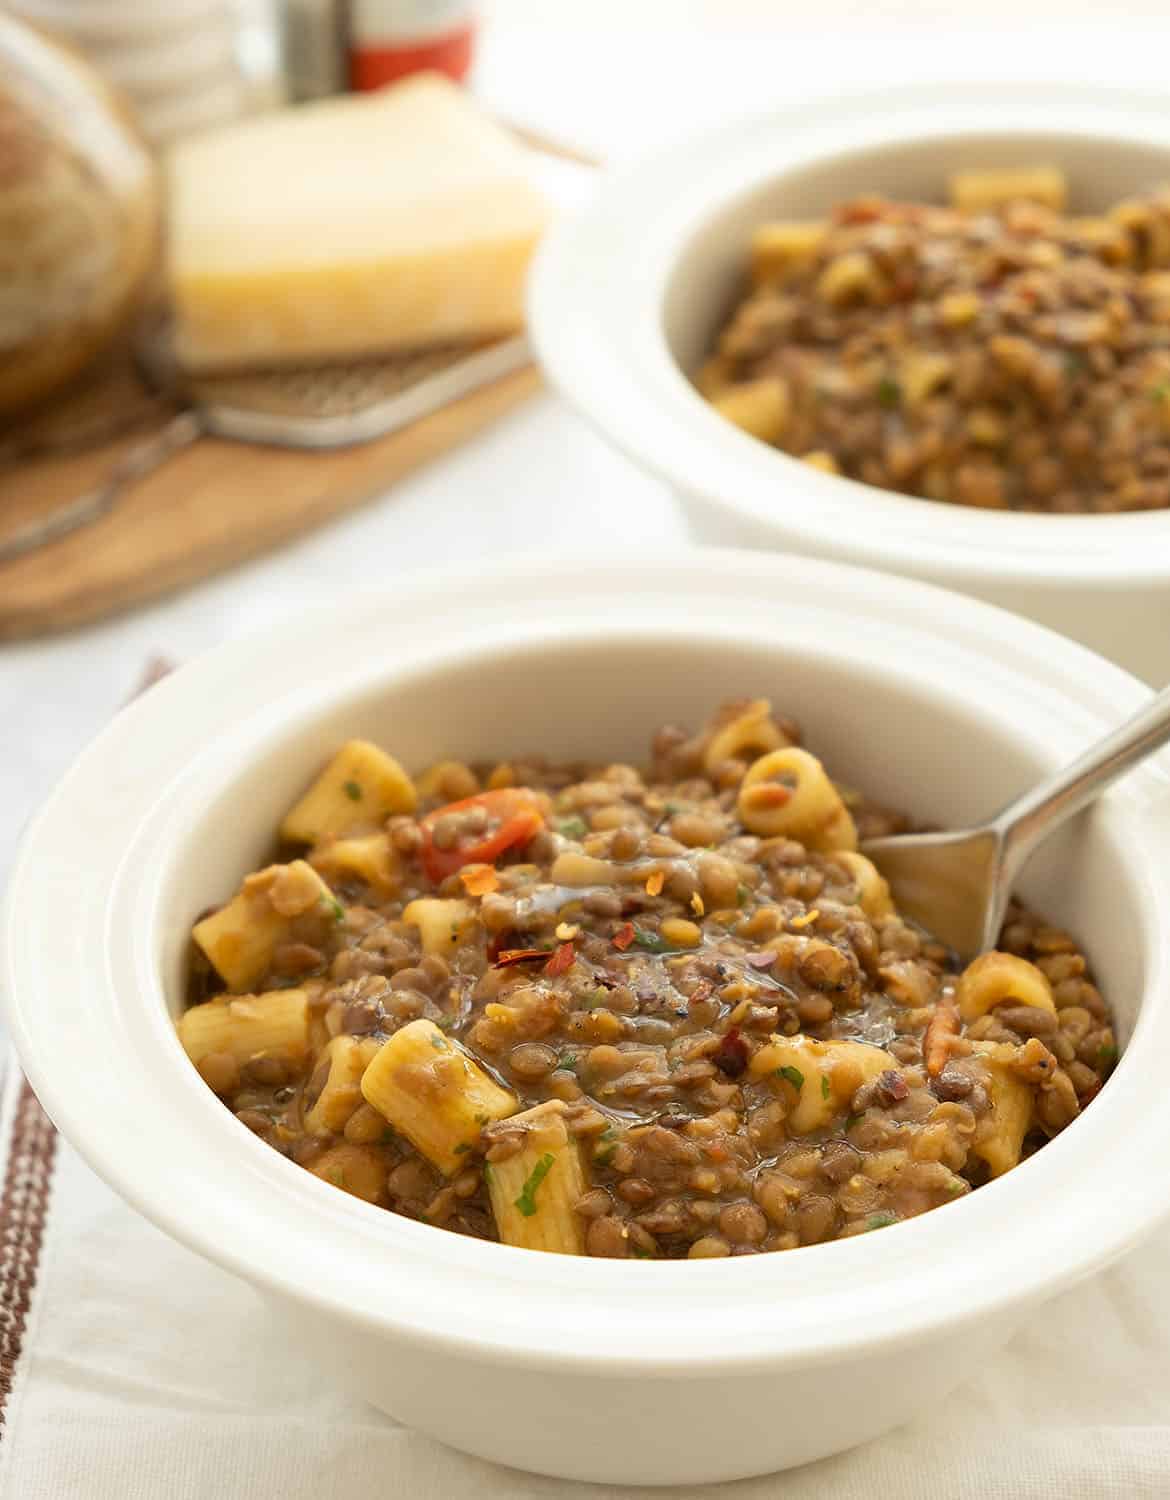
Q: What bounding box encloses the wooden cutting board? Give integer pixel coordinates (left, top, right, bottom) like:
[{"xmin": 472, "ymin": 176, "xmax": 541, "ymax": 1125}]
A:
[{"xmin": 0, "ymin": 352, "xmax": 540, "ymax": 641}]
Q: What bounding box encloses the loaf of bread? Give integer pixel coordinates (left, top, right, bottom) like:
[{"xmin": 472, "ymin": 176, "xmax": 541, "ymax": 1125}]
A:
[{"xmin": 0, "ymin": 15, "xmax": 160, "ymax": 415}]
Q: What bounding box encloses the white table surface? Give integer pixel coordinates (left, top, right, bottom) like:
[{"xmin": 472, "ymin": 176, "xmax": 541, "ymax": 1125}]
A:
[{"xmin": 6, "ymin": 3, "xmax": 1170, "ymax": 883}]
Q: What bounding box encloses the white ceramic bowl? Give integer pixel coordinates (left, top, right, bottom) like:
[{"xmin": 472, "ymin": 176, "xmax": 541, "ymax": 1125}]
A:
[
  {"xmin": 5, "ymin": 552, "xmax": 1170, "ymax": 1486},
  {"xmin": 529, "ymin": 83, "xmax": 1170, "ymax": 686}
]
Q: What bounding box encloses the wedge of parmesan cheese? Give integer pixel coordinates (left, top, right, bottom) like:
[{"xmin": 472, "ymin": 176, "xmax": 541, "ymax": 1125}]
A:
[{"xmin": 165, "ymin": 73, "xmax": 549, "ymax": 372}]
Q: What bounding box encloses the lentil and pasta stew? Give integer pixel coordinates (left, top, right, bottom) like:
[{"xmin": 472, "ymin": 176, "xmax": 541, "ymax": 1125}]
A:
[
  {"xmin": 181, "ymin": 699, "xmax": 1117, "ymax": 1259},
  {"xmin": 700, "ymin": 165, "xmax": 1170, "ymax": 512}
]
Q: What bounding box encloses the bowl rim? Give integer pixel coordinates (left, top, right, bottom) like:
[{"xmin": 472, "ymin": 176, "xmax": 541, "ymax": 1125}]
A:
[
  {"xmin": 6, "ymin": 549, "xmax": 1170, "ymax": 1375},
  {"xmin": 529, "ymin": 80, "xmax": 1170, "ymax": 581}
]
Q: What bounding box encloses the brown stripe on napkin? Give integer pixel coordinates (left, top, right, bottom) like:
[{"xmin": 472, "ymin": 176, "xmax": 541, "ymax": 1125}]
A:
[
  {"xmin": 0, "ymin": 657, "xmax": 167, "ymax": 1434},
  {"xmin": 0, "ymin": 1078, "xmax": 58, "ymax": 1433}
]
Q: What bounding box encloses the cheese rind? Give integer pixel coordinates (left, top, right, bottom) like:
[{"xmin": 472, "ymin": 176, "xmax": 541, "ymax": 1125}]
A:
[{"xmin": 166, "ymin": 73, "xmax": 549, "ymax": 371}]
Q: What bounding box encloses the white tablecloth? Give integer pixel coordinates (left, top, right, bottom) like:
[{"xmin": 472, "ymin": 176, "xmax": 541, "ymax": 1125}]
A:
[{"xmin": 5, "ymin": 6, "xmax": 1170, "ymax": 1493}]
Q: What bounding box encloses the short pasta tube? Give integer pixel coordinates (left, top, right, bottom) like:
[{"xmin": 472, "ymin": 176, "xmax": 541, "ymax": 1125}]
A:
[
  {"xmin": 749, "ymin": 1034, "xmax": 895, "ymax": 1133},
  {"xmin": 971, "ymin": 1052, "xmax": 1035, "ymax": 1177},
  {"xmin": 304, "ymin": 1034, "xmax": 382, "ymax": 1136},
  {"xmin": 956, "ymin": 951, "xmax": 1056, "ymax": 1023},
  {"xmin": 310, "ymin": 832, "xmax": 401, "ymax": 899},
  {"xmin": 360, "ymin": 1018, "xmax": 517, "ymax": 1175},
  {"xmin": 484, "ymin": 1101, "xmax": 589, "ymax": 1255},
  {"xmin": 281, "ymin": 739, "xmax": 417, "ymax": 844},
  {"xmin": 737, "ymin": 747, "xmax": 858, "ymax": 851},
  {"xmin": 711, "ymin": 377, "xmax": 790, "ymax": 444},
  {"xmin": 695, "ymin": 354, "xmax": 735, "ymax": 399},
  {"xmin": 948, "ymin": 165, "xmax": 1066, "ymax": 214},
  {"xmin": 179, "ymin": 988, "xmax": 311, "ymax": 1070},
  {"xmin": 704, "ymin": 698, "xmax": 789, "ymax": 774},
  {"xmin": 402, "ymin": 897, "xmax": 476, "ymax": 957},
  {"xmin": 749, "ymin": 220, "xmax": 827, "ymax": 285},
  {"xmin": 832, "ymin": 851, "xmax": 894, "ymax": 920},
  {"xmin": 193, "ymin": 859, "xmax": 339, "ymax": 992}
]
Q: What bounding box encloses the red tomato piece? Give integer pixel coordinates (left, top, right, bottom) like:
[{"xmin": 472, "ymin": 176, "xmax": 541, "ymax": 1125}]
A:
[{"xmin": 419, "ymin": 788, "xmax": 546, "ymax": 883}]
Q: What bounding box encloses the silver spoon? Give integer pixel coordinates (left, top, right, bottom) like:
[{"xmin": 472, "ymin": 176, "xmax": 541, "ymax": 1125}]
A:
[{"xmin": 862, "ymin": 683, "xmax": 1170, "ymax": 961}]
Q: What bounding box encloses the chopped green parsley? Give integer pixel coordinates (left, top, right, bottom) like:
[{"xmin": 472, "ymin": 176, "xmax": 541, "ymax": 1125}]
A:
[
  {"xmin": 633, "ymin": 928, "xmax": 670, "ymax": 953},
  {"xmin": 876, "ymin": 375, "xmax": 901, "ymax": 409},
  {"xmin": 514, "ymin": 1153, "xmax": 556, "ymax": 1217},
  {"xmin": 865, "ymin": 1211, "xmax": 898, "ymax": 1231},
  {"xmin": 453, "ymin": 1142, "xmax": 471, "ymax": 1154},
  {"xmin": 777, "ymin": 1065, "xmax": 805, "ymax": 1091},
  {"xmin": 556, "ymin": 816, "xmax": 588, "ymax": 839},
  {"xmin": 820, "ymin": 1074, "xmax": 831, "ymax": 1101},
  {"xmin": 343, "ymin": 779, "xmax": 363, "ymax": 801}
]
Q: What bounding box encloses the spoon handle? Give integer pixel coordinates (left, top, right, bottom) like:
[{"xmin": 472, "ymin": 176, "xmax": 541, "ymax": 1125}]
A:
[{"xmin": 994, "ymin": 683, "xmax": 1170, "ymax": 876}]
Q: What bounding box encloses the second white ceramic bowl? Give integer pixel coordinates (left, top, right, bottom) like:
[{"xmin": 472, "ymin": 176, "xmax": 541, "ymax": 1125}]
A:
[
  {"xmin": 5, "ymin": 552, "xmax": 1170, "ymax": 1484},
  {"xmin": 529, "ymin": 83, "xmax": 1170, "ymax": 685}
]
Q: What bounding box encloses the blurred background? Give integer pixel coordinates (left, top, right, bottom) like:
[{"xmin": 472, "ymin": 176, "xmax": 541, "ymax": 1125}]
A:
[{"xmin": 3, "ymin": 0, "xmax": 1167, "ymax": 875}]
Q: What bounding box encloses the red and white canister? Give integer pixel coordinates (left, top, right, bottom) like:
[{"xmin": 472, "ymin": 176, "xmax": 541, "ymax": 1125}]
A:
[{"xmin": 348, "ymin": 0, "xmax": 475, "ymax": 90}]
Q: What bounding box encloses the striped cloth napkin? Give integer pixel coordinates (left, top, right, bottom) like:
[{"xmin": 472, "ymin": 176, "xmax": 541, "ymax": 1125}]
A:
[{"xmin": 2, "ymin": 1054, "xmax": 1170, "ymax": 1498}]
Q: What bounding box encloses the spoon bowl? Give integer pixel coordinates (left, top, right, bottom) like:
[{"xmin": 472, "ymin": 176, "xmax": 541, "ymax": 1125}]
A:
[{"xmin": 863, "ymin": 683, "xmax": 1170, "ymax": 961}]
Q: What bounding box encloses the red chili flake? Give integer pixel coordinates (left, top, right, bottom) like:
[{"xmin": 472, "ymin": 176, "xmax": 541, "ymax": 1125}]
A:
[
  {"xmin": 712, "ymin": 1028, "xmax": 749, "ymax": 1079},
  {"xmin": 744, "ymin": 951, "xmax": 777, "ymax": 969},
  {"xmin": 877, "ymin": 1069, "xmax": 910, "ymax": 1103},
  {"xmin": 487, "ymin": 928, "xmax": 522, "ymax": 962},
  {"xmin": 835, "ymin": 198, "xmax": 884, "ymax": 225},
  {"xmin": 544, "ymin": 941, "xmax": 576, "ymax": 977},
  {"xmin": 612, "ymin": 922, "xmax": 636, "ymax": 951},
  {"xmin": 494, "ymin": 948, "xmax": 548, "ymax": 968}
]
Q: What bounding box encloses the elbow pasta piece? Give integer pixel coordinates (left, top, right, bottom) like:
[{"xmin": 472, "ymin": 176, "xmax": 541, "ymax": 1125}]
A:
[
  {"xmin": 308, "ymin": 1142, "xmax": 388, "ymax": 1204},
  {"xmin": 711, "ymin": 377, "xmax": 790, "ymax": 444},
  {"xmin": 1111, "ymin": 198, "xmax": 1170, "ymax": 269},
  {"xmin": 281, "ymin": 739, "xmax": 417, "ymax": 845},
  {"xmin": 971, "ymin": 1052, "xmax": 1035, "ymax": 1177},
  {"xmin": 415, "ymin": 759, "xmax": 479, "ymax": 801},
  {"xmin": 309, "ymin": 831, "xmax": 401, "ymax": 899},
  {"xmin": 179, "ymin": 987, "xmax": 311, "ymax": 1070},
  {"xmin": 402, "ymin": 897, "xmax": 476, "ymax": 956},
  {"xmin": 749, "ymin": 1034, "xmax": 895, "ymax": 1134},
  {"xmin": 703, "ymin": 698, "xmax": 789, "ymax": 773},
  {"xmin": 948, "ymin": 165, "xmax": 1067, "ymax": 214},
  {"xmin": 750, "ymin": 220, "xmax": 828, "ymax": 285},
  {"xmin": 956, "ymin": 951, "xmax": 1056, "ymax": 1023},
  {"xmin": 816, "ymin": 250, "xmax": 882, "ymax": 306},
  {"xmin": 193, "ymin": 860, "xmax": 339, "ymax": 992},
  {"xmin": 832, "ymin": 851, "xmax": 894, "ymax": 920},
  {"xmin": 304, "ymin": 1034, "xmax": 382, "ymax": 1136},
  {"xmin": 360, "ymin": 1018, "xmax": 517, "ymax": 1175},
  {"xmin": 737, "ymin": 747, "xmax": 858, "ymax": 851},
  {"xmin": 486, "ymin": 1101, "xmax": 589, "ymax": 1255}
]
